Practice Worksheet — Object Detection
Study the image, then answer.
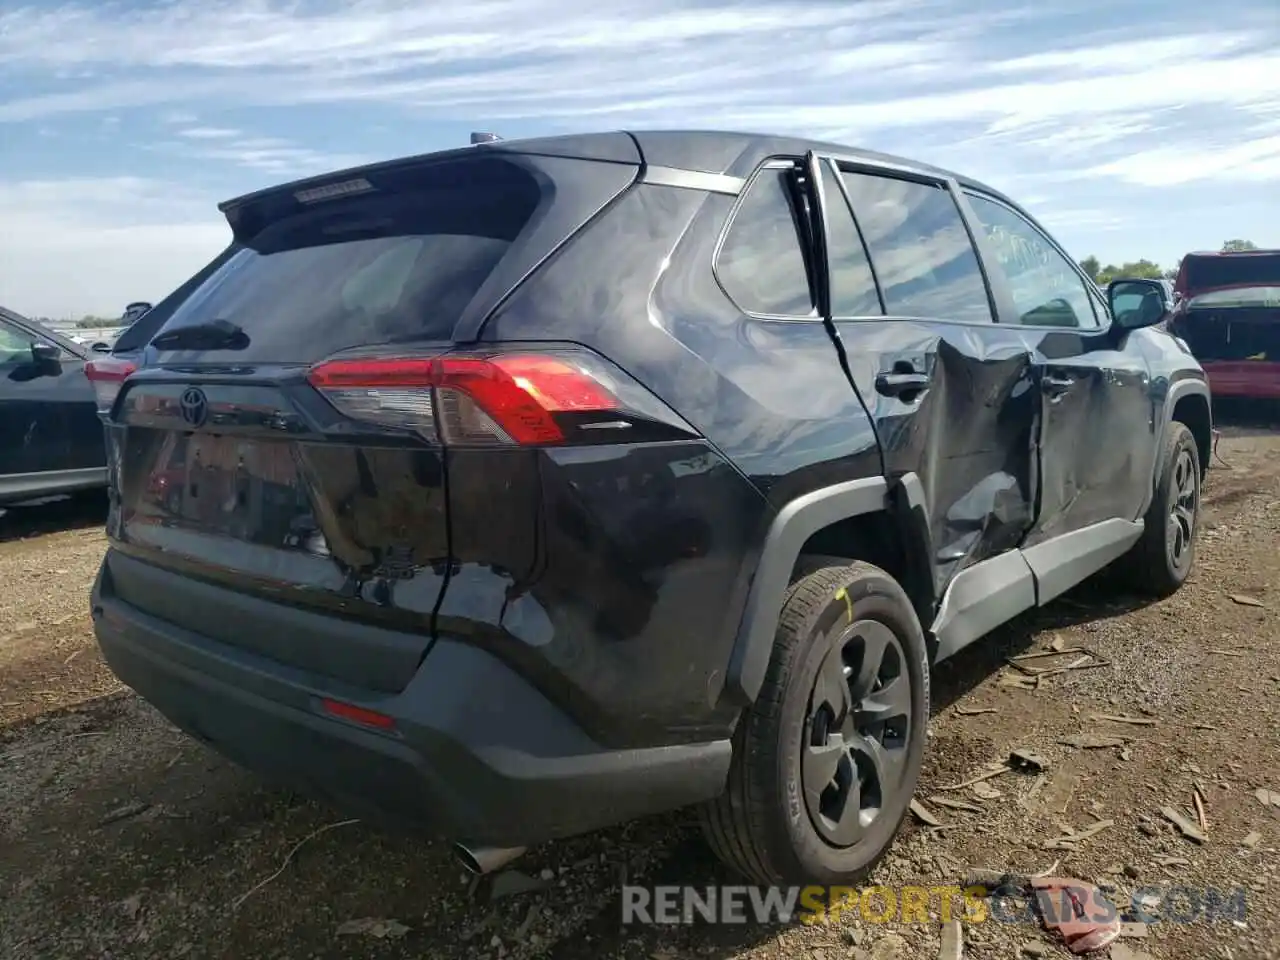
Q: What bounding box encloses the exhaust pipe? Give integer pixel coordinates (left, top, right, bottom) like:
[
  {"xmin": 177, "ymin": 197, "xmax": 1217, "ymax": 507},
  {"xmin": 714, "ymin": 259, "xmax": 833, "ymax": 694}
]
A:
[{"xmin": 454, "ymin": 842, "xmax": 527, "ymax": 875}]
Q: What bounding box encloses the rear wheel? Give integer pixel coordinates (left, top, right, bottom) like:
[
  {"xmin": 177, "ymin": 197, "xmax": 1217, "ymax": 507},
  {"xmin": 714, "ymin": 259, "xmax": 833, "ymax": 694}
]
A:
[
  {"xmin": 1124, "ymin": 421, "xmax": 1201, "ymax": 597},
  {"xmin": 700, "ymin": 561, "xmax": 929, "ymax": 885}
]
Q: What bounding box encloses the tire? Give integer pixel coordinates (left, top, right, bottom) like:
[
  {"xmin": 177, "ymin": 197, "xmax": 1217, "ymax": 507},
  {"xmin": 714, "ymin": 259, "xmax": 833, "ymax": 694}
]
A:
[
  {"xmin": 700, "ymin": 561, "xmax": 929, "ymax": 886},
  {"xmin": 1124, "ymin": 421, "xmax": 1201, "ymax": 597}
]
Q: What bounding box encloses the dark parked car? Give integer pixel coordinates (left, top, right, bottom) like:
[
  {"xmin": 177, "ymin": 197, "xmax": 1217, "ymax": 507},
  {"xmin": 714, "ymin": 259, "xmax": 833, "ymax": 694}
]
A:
[
  {"xmin": 1163, "ymin": 249, "xmax": 1280, "ymax": 402},
  {"xmin": 0, "ymin": 306, "xmax": 107, "ymax": 505},
  {"xmin": 88, "ymin": 131, "xmax": 1211, "ymax": 886}
]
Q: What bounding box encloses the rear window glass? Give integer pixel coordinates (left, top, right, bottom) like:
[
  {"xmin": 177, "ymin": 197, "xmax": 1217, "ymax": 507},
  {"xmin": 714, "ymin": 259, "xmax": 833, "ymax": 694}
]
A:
[
  {"xmin": 716, "ymin": 166, "xmax": 816, "ymax": 316},
  {"xmin": 151, "ymin": 158, "xmax": 543, "ymax": 362},
  {"xmin": 1182, "ymin": 254, "xmax": 1280, "ymax": 292}
]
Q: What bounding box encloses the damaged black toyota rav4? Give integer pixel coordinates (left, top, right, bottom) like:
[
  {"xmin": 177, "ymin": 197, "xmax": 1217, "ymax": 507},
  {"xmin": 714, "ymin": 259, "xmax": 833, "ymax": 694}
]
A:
[{"xmin": 89, "ymin": 131, "xmax": 1210, "ymax": 885}]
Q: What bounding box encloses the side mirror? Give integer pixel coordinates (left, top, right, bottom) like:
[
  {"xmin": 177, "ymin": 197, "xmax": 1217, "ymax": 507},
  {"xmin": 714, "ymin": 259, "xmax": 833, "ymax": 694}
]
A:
[
  {"xmin": 1107, "ymin": 278, "xmax": 1169, "ymax": 330},
  {"xmin": 91, "ymin": 342, "xmax": 113, "ymax": 353},
  {"xmin": 31, "ymin": 341, "xmax": 61, "ymax": 363}
]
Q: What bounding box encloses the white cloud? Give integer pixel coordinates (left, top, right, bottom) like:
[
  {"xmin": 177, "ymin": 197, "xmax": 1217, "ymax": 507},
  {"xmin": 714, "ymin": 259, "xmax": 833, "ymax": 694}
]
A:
[
  {"xmin": 0, "ymin": 178, "xmax": 229, "ymax": 318},
  {"xmin": 1077, "ymin": 136, "xmax": 1280, "ymax": 187},
  {"xmin": 177, "ymin": 126, "xmax": 240, "ymax": 139},
  {"xmin": 154, "ymin": 131, "xmax": 369, "ymax": 176},
  {"xmin": 0, "ymin": 0, "xmax": 1276, "ymax": 315}
]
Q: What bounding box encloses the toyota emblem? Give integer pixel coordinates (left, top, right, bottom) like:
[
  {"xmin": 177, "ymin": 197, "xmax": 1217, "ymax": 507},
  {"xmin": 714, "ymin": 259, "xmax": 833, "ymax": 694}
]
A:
[{"xmin": 179, "ymin": 387, "xmax": 208, "ymax": 428}]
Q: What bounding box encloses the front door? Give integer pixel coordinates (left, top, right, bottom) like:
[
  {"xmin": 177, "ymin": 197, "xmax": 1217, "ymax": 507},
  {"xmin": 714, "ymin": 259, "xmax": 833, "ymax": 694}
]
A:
[
  {"xmin": 960, "ymin": 191, "xmax": 1157, "ymax": 544},
  {"xmin": 807, "ymin": 153, "xmax": 1041, "ymax": 598},
  {"xmin": 0, "ymin": 316, "xmax": 104, "ymax": 478}
]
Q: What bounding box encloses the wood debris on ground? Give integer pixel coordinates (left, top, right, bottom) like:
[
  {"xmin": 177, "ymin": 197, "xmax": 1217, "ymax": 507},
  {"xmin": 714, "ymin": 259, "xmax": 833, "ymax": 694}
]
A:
[
  {"xmin": 335, "ymin": 918, "xmax": 411, "ymax": 939},
  {"xmin": 1090, "ymin": 713, "xmax": 1158, "ymax": 727},
  {"xmin": 1161, "ymin": 805, "xmax": 1207, "ymax": 844},
  {"xmin": 954, "ymin": 705, "xmax": 998, "ymax": 716},
  {"xmin": 1042, "ymin": 819, "xmax": 1114, "ymax": 851},
  {"xmin": 909, "ymin": 797, "xmax": 944, "ymax": 826},
  {"xmin": 1057, "ymin": 734, "xmax": 1129, "ymax": 750},
  {"xmin": 1228, "ymin": 593, "xmax": 1265, "ymax": 607},
  {"xmin": 929, "ymin": 795, "xmax": 984, "ymax": 814}
]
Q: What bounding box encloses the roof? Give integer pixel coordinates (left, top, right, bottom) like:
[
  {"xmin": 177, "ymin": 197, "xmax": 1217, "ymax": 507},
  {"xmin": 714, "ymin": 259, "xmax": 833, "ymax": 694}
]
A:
[
  {"xmin": 219, "ymin": 129, "xmax": 1012, "ymax": 215},
  {"xmin": 1183, "ymin": 249, "xmax": 1280, "ymax": 258}
]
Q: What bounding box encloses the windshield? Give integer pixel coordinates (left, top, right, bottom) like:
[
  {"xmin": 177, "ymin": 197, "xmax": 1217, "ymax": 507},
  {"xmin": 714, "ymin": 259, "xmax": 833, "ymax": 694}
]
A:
[
  {"xmin": 0, "ymin": 307, "xmax": 86, "ymax": 359},
  {"xmin": 1187, "ymin": 286, "xmax": 1280, "ymax": 309},
  {"xmin": 151, "ymin": 157, "xmax": 543, "ymax": 363},
  {"xmin": 1180, "ymin": 253, "xmax": 1280, "ymax": 294}
]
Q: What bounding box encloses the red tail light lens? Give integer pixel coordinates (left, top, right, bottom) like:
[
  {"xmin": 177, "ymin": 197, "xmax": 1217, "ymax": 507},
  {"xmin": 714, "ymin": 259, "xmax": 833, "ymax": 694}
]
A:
[
  {"xmin": 83, "ymin": 358, "xmax": 138, "ymax": 415},
  {"xmin": 307, "ymin": 347, "xmax": 693, "ymax": 447}
]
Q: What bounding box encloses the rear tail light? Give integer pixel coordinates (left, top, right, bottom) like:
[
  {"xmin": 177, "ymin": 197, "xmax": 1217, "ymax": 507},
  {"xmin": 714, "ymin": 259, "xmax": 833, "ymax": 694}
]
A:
[
  {"xmin": 307, "ymin": 347, "xmax": 695, "ymax": 447},
  {"xmin": 84, "ymin": 357, "xmax": 138, "ymax": 415},
  {"xmin": 319, "ymin": 698, "xmax": 396, "ymax": 731}
]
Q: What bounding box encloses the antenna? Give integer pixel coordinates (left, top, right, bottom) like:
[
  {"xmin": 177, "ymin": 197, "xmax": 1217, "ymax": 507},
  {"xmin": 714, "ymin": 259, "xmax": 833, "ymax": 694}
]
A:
[{"xmin": 470, "ymin": 132, "xmax": 502, "ymax": 145}]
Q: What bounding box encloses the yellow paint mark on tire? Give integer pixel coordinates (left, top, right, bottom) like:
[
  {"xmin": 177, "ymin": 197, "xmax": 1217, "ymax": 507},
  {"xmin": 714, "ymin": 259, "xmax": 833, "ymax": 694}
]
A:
[{"xmin": 834, "ymin": 587, "xmax": 852, "ymax": 623}]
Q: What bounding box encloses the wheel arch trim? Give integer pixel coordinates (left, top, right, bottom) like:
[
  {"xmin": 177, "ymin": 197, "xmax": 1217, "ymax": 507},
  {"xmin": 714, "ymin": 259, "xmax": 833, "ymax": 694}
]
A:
[
  {"xmin": 1163, "ymin": 376, "xmax": 1212, "ymax": 480},
  {"xmin": 722, "ymin": 474, "xmax": 928, "ymax": 706}
]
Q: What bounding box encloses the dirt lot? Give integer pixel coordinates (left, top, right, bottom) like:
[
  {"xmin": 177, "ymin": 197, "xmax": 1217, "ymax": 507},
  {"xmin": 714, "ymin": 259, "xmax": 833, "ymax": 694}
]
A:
[{"xmin": 3, "ymin": 426, "xmax": 1279, "ymax": 960}]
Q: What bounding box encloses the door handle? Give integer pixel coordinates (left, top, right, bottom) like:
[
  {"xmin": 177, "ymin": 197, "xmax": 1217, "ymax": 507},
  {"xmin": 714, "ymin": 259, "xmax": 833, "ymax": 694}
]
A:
[
  {"xmin": 874, "ymin": 371, "xmax": 931, "ymax": 398},
  {"xmin": 1042, "ymin": 374, "xmax": 1075, "ymax": 395}
]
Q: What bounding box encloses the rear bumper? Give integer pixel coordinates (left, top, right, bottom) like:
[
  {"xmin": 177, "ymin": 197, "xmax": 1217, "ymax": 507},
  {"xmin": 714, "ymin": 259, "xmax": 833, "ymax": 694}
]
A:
[
  {"xmin": 90, "ymin": 551, "xmax": 731, "ymax": 847},
  {"xmin": 1203, "ymin": 362, "xmax": 1280, "ymax": 400}
]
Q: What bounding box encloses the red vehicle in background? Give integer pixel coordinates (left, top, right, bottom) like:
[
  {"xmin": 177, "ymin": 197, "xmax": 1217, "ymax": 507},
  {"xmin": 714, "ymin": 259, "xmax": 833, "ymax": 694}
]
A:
[{"xmin": 1166, "ymin": 249, "xmax": 1280, "ymax": 403}]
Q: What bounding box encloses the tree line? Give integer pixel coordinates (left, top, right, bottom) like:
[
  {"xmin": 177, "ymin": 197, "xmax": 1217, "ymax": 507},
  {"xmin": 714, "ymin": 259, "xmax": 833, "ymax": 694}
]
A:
[{"xmin": 1078, "ymin": 239, "xmax": 1260, "ymax": 286}]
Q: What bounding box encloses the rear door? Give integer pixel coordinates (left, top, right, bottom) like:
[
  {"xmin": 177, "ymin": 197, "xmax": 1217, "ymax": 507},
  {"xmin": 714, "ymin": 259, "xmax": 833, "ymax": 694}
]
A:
[
  {"xmin": 807, "ymin": 153, "xmax": 1040, "ymax": 596},
  {"xmin": 961, "ymin": 191, "xmax": 1156, "ymax": 541},
  {"xmin": 102, "ymin": 149, "xmax": 637, "ymax": 691}
]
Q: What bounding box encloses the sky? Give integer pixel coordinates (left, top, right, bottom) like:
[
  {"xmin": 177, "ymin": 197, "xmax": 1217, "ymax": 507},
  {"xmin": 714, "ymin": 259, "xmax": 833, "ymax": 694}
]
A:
[{"xmin": 0, "ymin": 0, "xmax": 1277, "ymax": 319}]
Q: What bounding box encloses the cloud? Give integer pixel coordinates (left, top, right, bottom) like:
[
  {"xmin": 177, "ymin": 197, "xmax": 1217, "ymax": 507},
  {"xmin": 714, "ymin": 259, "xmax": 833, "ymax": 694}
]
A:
[
  {"xmin": 1076, "ymin": 136, "xmax": 1280, "ymax": 188},
  {"xmin": 177, "ymin": 126, "xmax": 239, "ymax": 139},
  {"xmin": 0, "ymin": 0, "xmax": 1276, "ymax": 316},
  {"xmin": 0, "ymin": 177, "xmax": 228, "ymax": 318},
  {"xmin": 0, "ymin": 1, "xmax": 1275, "ymax": 184},
  {"xmin": 157, "ymin": 127, "xmax": 368, "ymax": 175}
]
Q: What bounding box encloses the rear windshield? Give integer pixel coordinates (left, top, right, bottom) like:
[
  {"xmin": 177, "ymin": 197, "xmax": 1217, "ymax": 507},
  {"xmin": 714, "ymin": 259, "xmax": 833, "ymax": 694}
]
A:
[
  {"xmin": 1187, "ymin": 286, "xmax": 1280, "ymax": 309},
  {"xmin": 150, "ymin": 157, "xmax": 543, "ymax": 362},
  {"xmin": 1181, "ymin": 253, "xmax": 1280, "ymax": 293}
]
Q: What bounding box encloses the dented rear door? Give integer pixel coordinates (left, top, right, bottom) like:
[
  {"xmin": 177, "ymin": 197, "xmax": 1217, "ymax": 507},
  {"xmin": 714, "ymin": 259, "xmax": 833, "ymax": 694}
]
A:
[{"xmin": 810, "ymin": 156, "xmax": 1039, "ymax": 596}]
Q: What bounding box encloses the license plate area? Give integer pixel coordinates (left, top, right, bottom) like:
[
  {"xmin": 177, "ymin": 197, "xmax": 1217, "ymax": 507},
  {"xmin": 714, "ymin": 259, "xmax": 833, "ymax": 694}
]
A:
[{"xmin": 146, "ymin": 432, "xmax": 313, "ymax": 546}]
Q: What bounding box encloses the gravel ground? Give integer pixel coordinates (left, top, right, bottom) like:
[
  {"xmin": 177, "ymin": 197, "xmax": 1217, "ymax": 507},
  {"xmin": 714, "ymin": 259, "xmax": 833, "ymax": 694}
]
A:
[{"xmin": 2, "ymin": 425, "xmax": 1279, "ymax": 960}]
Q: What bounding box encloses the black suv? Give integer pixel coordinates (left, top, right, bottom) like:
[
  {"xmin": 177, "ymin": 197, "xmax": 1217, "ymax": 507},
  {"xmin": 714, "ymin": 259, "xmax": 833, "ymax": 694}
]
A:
[{"xmin": 89, "ymin": 131, "xmax": 1210, "ymax": 886}]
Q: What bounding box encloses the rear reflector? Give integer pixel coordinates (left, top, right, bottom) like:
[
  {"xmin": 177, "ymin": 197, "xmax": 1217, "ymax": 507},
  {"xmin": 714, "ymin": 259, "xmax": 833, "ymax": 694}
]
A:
[
  {"xmin": 307, "ymin": 347, "xmax": 693, "ymax": 447},
  {"xmin": 320, "ymin": 698, "xmax": 397, "ymax": 731},
  {"xmin": 83, "ymin": 357, "xmax": 138, "ymax": 415}
]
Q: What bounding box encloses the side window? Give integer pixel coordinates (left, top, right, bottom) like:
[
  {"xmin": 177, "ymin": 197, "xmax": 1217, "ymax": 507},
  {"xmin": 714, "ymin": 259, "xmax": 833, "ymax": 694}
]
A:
[
  {"xmin": 0, "ymin": 320, "xmax": 36, "ymax": 366},
  {"xmin": 837, "ymin": 170, "xmax": 993, "ymax": 323},
  {"xmin": 819, "ymin": 163, "xmax": 882, "ymax": 317},
  {"xmin": 717, "ymin": 166, "xmax": 815, "ymax": 317},
  {"xmin": 966, "ymin": 193, "xmax": 1097, "ymax": 328}
]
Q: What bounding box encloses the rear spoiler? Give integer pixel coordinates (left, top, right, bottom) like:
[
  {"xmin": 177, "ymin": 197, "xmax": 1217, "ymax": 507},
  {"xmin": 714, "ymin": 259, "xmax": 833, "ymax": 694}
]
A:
[{"xmin": 217, "ymin": 133, "xmax": 642, "ymax": 243}]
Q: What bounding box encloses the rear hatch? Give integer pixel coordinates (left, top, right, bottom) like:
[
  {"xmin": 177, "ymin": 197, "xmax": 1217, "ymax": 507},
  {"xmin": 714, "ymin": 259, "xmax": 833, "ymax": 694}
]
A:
[
  {"xmin": 94, "ymin": 144, "xmax": 639, "ymax": 692},
  {"xmin": 1170, "ymin": 252, "xmax": 1280, "ymax": 395}
]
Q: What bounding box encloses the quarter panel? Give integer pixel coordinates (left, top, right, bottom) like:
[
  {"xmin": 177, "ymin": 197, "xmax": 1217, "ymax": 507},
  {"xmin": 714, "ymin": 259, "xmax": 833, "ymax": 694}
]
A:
[
  {"xmin": 479, "ymin": 180, "xmax": 884, "ymax": 738},
  {"xmin": 441, "ymin": 441, "xmax": 764, "ymax": 746}
]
